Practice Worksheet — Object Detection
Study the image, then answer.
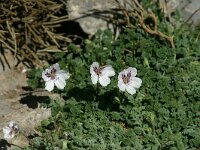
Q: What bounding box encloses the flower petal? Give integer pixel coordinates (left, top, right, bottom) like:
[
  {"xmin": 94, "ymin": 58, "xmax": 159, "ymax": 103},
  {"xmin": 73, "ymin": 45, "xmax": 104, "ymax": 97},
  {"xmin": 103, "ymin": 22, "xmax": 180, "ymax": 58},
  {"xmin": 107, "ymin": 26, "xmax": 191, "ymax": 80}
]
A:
[
  {"xmin": 101, "ymin": 66, "xmax": 115, "ymax": 77},
  {"xmin": 57, "ymin": 70, "xmax": 70, "ymax": 80},
  {"xmin": 130, "ymin": 77, "xmax": 142, "ymax": 89},
  {"xmin": 118, "ymin": 80, "xmax": 126, "ymax": 91},
  {"xmin": 3, "ymin": 123, "xmax": 18, "ymax": 139},
  {"xmin": 118, "ymin": 70, "xmax": 124, "ymax": 79},
  {"xmin": 99, "ymin": 76, "xmax": 111, "ymax": 86},
  {"xmin": 42, "ymin": 69, "xmax": 51, "ymax": 82},
  {"xmin": 55, "ymin": 77, "xmax": 66, "ymax": 89},
  {"xmin": 126, "ymin": 67, "xmax": 137, "ymax": 77},
  {"xmin": 3, "ymin": 127, "xmax": 11, "ymax": 135},
  {"xmin": 126, "ymin": 85, "xmax": 136, "ymax": 95},
  {"xmin": 3, "ymin": 127, "xmax": 12, "ymax": 139},
  {"xmin": 45, "ymin": 80, "xmax": 55, "ymax": 91},
  {"xmin": 52, "ymin": 63, "xmax": 60, "ymax": 71},
  {"xmin": 91, "ymin": 74, "xmax": 98, "ymax": 85},
  {"xmin": 90, "ymin": 62, "xmax": 99, "ymax": 75},
  {"xmin": 8, "ymin": 121, "xmax": 15, "ymax": 128}
]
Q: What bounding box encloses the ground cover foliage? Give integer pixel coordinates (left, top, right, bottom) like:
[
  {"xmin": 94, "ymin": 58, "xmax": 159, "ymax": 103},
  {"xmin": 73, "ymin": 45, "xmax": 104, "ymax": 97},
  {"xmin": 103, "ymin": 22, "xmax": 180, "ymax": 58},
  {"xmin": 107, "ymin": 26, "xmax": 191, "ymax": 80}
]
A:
[
  {"xmin": 25, "ymin": 18, "xmax": 200, "ymax": 149},
  {"xmin": 25, "ymin": 1, "xmax": 200, "ymax": 149}
]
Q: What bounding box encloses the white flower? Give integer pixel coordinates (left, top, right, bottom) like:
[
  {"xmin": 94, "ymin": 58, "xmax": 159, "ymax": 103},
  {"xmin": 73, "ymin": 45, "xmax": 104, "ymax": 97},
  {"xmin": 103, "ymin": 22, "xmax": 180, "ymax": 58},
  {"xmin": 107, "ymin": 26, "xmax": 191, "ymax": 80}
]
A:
[
  {"xmin": 42, "ymin": 63, "xmax": 70, "ymax": 91},
  {"xmin": 118, "ymin": 67, "xmax": 142, "ymax": 95},
  {"xmin": 3, "ymin": 121, "xmax": 19, "ymax": 139},
  {"xmin": 90, "ymin": 62, "xmax": 115, "ymax": 86}
]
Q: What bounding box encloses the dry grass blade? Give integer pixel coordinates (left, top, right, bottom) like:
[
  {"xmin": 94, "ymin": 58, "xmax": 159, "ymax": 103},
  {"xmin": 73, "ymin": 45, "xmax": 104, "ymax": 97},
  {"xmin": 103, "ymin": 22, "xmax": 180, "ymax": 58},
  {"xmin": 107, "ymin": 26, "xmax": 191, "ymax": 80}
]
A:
[
  {"xmin": 42, "ymin": 25, "xmax": 60, "ymax": 48},
  {"xmin": 0, "ymin": 0, "xmax": 71, "ymax": 67},
  {"xmin": 37, "ymin": 46, "xmax": 67, "ymax": 53}
]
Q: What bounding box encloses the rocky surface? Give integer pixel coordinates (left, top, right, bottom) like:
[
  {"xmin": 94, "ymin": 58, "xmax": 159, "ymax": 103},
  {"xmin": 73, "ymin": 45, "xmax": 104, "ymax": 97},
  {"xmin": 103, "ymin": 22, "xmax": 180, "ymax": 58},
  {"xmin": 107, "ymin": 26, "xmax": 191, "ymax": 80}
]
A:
[
  {"xmin": 159, "ymin": 0, "xmax": 200, "ymax": 25},
  {"xmin": 178, "ymin": 0, "xmax": 200, "ymax": 25},
  {"xmin": 0, "ymin": 0, "xmax": 199, "ymax": 149},
  {"xmin": 68, "ymin": 0, "xmax": 200, "ymax": 36},
  {"xmin": 0, "ymin": 49, "xmax": 18, "ymax": 72},
  {"xmin": 67, "ymin": 0, "xmax": 119, "ymax": 35},
  {"xmin": 0, "ymin": 66, "xmax": 51, "ymax": 148}
]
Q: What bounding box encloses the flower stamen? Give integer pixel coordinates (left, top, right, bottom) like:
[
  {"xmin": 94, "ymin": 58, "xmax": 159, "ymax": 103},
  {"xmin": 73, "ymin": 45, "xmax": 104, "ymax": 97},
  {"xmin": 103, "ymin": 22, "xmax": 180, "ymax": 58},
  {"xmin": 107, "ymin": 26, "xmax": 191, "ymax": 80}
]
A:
[
  {"xmin": 122, "ymin": 72, "xmax": 131, "ymax": 84},
  {"xmin": 93, "ymin": 66, "xmax": 101, "ymax": 76},
  {"xmin": 9, "ymin": 126, "xmax": 18, "ymax": 136},
  {"xmin": 93, "ymin": 66, "xmax": 106, "ymax": 76},
  {"xmin": 45, "ymin": 67, "xmax": 57, "ymax": 79}
]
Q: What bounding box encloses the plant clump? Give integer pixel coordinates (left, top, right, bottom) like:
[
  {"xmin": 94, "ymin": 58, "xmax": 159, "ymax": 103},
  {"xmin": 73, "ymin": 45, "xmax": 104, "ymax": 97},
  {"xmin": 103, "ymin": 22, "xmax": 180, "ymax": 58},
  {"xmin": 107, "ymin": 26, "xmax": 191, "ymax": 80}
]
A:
[
  {"xmin": 25, "ymin": 24, "xmax": 200, "ymax": 149},
  {"xmin": 2, "ymin": 0, "xmax": 200, "ymax": 149}
]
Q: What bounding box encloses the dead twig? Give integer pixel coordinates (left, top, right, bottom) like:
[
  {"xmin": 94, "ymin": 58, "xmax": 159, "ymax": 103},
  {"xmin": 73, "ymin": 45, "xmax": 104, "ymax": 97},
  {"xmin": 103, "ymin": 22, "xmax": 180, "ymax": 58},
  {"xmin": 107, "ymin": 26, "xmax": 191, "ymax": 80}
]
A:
[
  {"xmin": 138, "ymin": 13, "xmax": 175, "ymax": 48},
  {"xmin": 115, "ymin": 0, "xmax": 175, "ymax": 48}
]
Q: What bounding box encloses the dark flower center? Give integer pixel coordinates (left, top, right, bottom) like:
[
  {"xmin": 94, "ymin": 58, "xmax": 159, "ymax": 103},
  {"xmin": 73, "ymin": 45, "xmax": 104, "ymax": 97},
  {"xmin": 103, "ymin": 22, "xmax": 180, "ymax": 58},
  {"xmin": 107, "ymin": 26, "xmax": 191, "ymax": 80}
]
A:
[
  {"xmin": 9, "ymin": 125, "xmax": 19, "ymax": 136},
  {"xmin": 122, "ymin": 72, "xmax": 131, "ymax": 84},
  {"xmin": 45, "ymin": 67, "xmax": 57, "ymax": 79},
  {"xmin": 93, "ymin": 66, "xmax": 106, "ymax": 76}
]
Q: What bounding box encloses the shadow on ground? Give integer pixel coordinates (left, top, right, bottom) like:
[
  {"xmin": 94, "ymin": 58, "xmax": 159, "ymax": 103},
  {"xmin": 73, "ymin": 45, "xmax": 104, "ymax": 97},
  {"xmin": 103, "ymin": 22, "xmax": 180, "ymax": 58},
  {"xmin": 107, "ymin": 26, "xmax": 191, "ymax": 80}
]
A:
[
  {"xmin": 67, "ymin": 86, "xmax": 120, "ymax": 111},
  {"xmin": 20, "ymin": 95, "xmax": 50, "ymax": 109},
  {"xmin": 0, "ymin": 139, "xmax": 10, "ymax": 150}
]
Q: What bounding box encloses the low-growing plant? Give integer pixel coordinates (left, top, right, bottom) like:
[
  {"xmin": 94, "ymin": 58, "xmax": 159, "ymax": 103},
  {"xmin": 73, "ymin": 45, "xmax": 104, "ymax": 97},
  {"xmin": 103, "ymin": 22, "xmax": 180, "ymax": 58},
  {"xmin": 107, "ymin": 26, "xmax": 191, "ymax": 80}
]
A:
[
  {"xmin": 23, "ymin": 22, "xmax": 200, "ymax": 149},
  {"xmin": 1, "ymin": 0, "xmax": 199, "ymax": 150}
]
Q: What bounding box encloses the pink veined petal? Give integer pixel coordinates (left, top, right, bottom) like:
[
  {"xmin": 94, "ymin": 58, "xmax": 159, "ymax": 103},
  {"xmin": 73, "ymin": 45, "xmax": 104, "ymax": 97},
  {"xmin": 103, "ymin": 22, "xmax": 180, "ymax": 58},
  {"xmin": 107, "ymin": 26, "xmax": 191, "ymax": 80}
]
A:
[
  {"xmin": 57, "ymin": 71, "xmax": 70, "ymax": 80},
  {"xmin": 130, "ymin": 77, "xmax": 142, "ymax": 89},
  {"xmin": 52, "ymin": 63, "xmax": 60, "ymax": 71},
  {"xmin": 126, "ymin": 67, "xmax": 137, "ymax": 77},
  {"xmin": 118, "ymin": 80, "xmax": 126, "ymax": 91},
  {"xmin": 45, "ymin": 80, "xmax": 55, "ymax": 91},
  {"xmin": 118, "ymin": 71, "xmax": 124, "ymax": 80},
  {"xmin": 55, "ymin": 77, "xmax": 66, "ymax": 89},
  {"xmin": 8, "ymin": 122, "xmax": 19, "ymax": 131},
  {"xmin": 126, "ymin": 84, "xmax": 136, "ymax": 95},
  {"xmin": 90, "ymin": 62, "xmax": 99, "ymax": 74},
  {"xmin": 91, "ymin": 74, "xmax": 98, "ymax": 84},
  {"xmin": 101, "ymin": 66, "xmax": 115, "ymax": 77},
  {"xmin": 99, "ymin": 76, "xmax": 111, "ymax": 86},
  {"xmin": 42, "ymin": 69, "xmax": 51, "ymax": 82}
]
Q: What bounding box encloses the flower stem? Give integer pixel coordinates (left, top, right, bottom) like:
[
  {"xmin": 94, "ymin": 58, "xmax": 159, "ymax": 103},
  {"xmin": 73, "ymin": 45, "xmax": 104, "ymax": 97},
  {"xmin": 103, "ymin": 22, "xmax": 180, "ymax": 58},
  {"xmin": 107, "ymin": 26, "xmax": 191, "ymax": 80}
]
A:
[
  {"xmin": 96, "ymin": 83, "xmax": 100, "ymax": 96},
  {"xmin": 120, "ymin": 92, "xmax": 126, "ymax": 103},
  {"xmin": 116, "ymin": 90, "xmax": 126, "ymax": 104}
]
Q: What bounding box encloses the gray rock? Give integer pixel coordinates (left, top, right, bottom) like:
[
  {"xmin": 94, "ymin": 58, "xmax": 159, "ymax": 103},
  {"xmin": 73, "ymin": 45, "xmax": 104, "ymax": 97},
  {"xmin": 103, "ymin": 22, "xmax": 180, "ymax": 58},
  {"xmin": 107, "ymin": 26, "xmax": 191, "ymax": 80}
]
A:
[
  {"xmin": 0, "ymin": 70, "xmax": 51, "ymax": 149},
  {"xmin": 178, "ymin": 0, "xmax": 200, "ymax": 25},
  {"xmin": 68, "ymin": 0, "xmax": 200, "ymax": 36},
  {"xmin": 0, "ymin": 49, "xmax": 18, "ymax": 72},
  {"xmin": 158, "ymin": 0, "xmax": 200, "ymax": 25},
  {"xmin": 67, "ymin": 0, "xmax": 119, "ymax": 35}
]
